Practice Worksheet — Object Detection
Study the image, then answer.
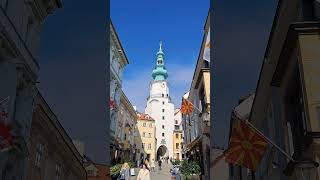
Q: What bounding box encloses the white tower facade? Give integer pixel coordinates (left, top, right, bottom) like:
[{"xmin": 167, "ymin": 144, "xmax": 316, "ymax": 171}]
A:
[{"xmin": 145, "ymin": 42, "xmax": 174, "ymax": 159}]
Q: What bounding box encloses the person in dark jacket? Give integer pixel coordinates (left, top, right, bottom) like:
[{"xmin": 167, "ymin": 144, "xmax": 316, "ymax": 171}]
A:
[{"xmin": 158, "ymin": 159, "xmax": 162, "ymax": 170}]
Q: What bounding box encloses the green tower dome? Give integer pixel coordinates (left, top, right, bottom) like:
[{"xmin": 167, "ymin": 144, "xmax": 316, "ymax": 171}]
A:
[{"xmin": 152, "ymin": 41, "xmax": 168, "ymax": 81}]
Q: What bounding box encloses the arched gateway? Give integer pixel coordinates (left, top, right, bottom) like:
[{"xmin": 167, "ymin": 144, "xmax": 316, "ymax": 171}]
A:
[{"xmin": 157, "ymin": 145, "xmax": 168, "ymax": 160}]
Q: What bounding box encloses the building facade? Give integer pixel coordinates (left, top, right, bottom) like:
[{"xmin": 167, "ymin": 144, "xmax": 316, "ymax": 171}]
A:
[
  {"xmin": 135, "ymin": 113, "xmax": 156, "ymax": 162},
  {"xmin": 0, "ymin": 1, "xmax": 61, "ymax": 178},
  {"xmin": 248, "ymin": 0, "xmax": 320, "ymax": 179},
  {"xmin": 85, "ymin": 162, "xmax": 110, "ymax": 180},
  {"xmin": 145, "ymin": 42, "xmax": 175, "ymax": 160},
  {"xmin": 173, "ymin": 109, "xmax": 184, "ymax": 160},
  {"xmin": 110, "ymin": 21, "xmax": 129, "ymax": 165},
  {"xmin": 114, "ymin": 89, "xmax": 137, "ymax": 163},
  {"xmin": 182, "ymin": 13, "xmax": 211, "ymax": 180},
  {"xmin": 25, "ymin": 91, "xmax": 86, "ymax": 180}
]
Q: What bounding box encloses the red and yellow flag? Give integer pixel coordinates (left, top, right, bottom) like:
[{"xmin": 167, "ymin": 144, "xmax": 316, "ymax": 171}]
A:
[
  {"xmin": 180, "ymin": 98, "xmax": 193, "ymax": 116},
  {"xmin": 225, "ymin": 118, "xmax": 268, "ymax": 171}
]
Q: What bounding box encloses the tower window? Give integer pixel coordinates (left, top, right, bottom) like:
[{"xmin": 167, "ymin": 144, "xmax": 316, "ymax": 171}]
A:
[
  {"xmin": 176, "ymin": 134, "xmax": 178, "ymax": 138},
  {"xmin": 162, "ymin": 94, "xmax": 164, "ymax": 97},
  {"xmin": 162, "ymin": 101, "xmax": 165, "ymax": 105},
  {"xmin": 175, "ymin": 120, "xmax": 178, "ymax": 124},
  {"xmin": 162, "ymin": 116, "xmax": 165, "ymax": 120},
  {"xmin": 167, "ymin": 94, "xmax": 168, "ymax": 97},
  {"xmin": 162, "ymin": 125, "xmax": 165, "ymax": 129},
  {"xmin": 162, "ymin": 133, "xmax": 165, "ymax": 137},
  {"xmin": 162, "ymin": 109, "xmax": 165, "ymax": 112}
]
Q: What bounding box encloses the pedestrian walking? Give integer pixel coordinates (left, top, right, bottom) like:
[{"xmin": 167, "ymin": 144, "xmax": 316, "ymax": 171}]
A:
[
  {"xmin": 158, "ymin": 159, "xmax": 162, "ymax": 170},
  {"xmin": 136, "ymin": 163, "xmax": 151, "ymax": 180},
  {"xmin": 118, "ymin": 163, "xmax": 130, "ymax": 180},
  {"xmin": 144, "ymin": 159, "xmax": 150, "ymax": 170},
  {"xmin": 150, "ymin": 159, "xmax": 156, "ymax": 172}
]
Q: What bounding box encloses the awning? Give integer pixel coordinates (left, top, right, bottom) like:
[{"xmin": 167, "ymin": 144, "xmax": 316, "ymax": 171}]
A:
[{"xmin": 186, "ymin": 135, "xmax": 202, "ymax": 152}]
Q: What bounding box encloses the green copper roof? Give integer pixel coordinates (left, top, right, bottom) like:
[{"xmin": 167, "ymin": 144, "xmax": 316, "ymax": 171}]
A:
[{"xmin": 152, "ymin": 41, "xmax": 168, "ymax": 81}]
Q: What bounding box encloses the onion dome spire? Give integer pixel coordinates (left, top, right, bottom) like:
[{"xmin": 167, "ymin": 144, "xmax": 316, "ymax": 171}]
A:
[{"xmin": 152, "ymin": 41, "xmax": 168, "ymax": 81}]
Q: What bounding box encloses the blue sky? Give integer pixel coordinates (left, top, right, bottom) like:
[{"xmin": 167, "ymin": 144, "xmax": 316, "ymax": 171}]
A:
[{"xmin": 111, "ymin": 0, "xmax": 209, "ymax": 112}]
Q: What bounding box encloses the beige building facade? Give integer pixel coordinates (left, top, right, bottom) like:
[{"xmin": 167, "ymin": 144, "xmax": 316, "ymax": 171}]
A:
[
  {"xmin": 115, "ymin": 89, "xmax": 137, "ymax": 163},
  {"xmin": 135, "ymin": 113, "xmax": 156, "ymax": 162},
  {"xmin": 173, "ymin": 109, "xmax": 184, "ymax": 160}
]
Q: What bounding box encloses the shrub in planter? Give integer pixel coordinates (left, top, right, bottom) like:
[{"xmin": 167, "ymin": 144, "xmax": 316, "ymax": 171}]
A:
[
  {"xmin": 172, "ymin": 159, "xmax": 181, "ymax": 166},
  {"xmin": 110, "ymin": 164, "xmax": 122, "ymax": 178},
  {"xmin": 180, "ymin": 160, "xmax": 201, "ymax": 180}
]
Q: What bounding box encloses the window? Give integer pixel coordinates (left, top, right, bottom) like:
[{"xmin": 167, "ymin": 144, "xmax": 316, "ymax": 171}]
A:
[
  {"xmin": 143, "ymin": 132, "xmax": 146, "ymax": 137},
  {"xmin": 176, "ymin": 143, "xmax": 179, "ymax": 149},
  {"xmin": 162, "ymin": 109, "xmax": 165, "ymax": 112},
  {"xmin": 124, "ymin": 134, "xmax": 127, "ymax": 140},
  {"xmin": 162, "ymin": 125, "xmax": 165, "ymax": 129},
  {"xmin": 181, "ymin": 143, "xmax": 183, "ymax": 149},
  {"xmin": 176, "ymin": 134, "xmax": 178, "ymax": 138},
  {"xmin": 167, "ymin": 94, "xmax": 168, "ymax": 97},
  {"xmin": 174, "ymin": 125, "xmax": 179, "ymax": 130},
  {"xmin": 175, "ymin": 120, "xmax": 178, "ymax": 124},
  {"xmin": 162, "ymin": 116, "xmax": 165, "ymax": 120},
  {"xmin": 162, "ymin": 94, "xmax": 164, "ymax": 97},
  {"xmin": 87, "ymin": 170, "xmax": 95, "ymax": 176},
  {"xmin": 55, "ymin": 163, "xmax": 62, "ymax": 180},
  {"xmin": 35, "ymin": 143, "xmax": 44, "ymax": 168},
  {"xmin": 162, "ymin": 133, "xmax": 165, "ymax": 137},
  {"xmin": 162, "ymin": 101, "xmax": 165, "ymax": 105},
  {"xmin": 149, "ymin": 123, "xmax": 152, "ymax": 127},
  {"xmin": 148, "ymin": 144, "xmax": 151, "ymax": 150},
  {"xmin": 148, "ymin": 133, "xmax": 151, "ymax": 138},
  {"xmin": 143, "ymin": 123, "xmax": 146, "ymax": 127},
  {"xmin": 181, "ymin": 134, "xmax": 183, "ymax": 139},
  {"xmin": 142, "ymin": 143, "xmax": 145, "ymax": 148}
]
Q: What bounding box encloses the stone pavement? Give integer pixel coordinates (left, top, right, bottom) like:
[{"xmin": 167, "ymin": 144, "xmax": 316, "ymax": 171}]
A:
[{"xmin": 131, "ymin": 162, "xmax": 179, "ymax": 180}]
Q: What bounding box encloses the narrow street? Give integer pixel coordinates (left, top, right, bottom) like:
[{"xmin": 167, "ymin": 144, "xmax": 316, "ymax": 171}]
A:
[{"xmin": 132, "ymin": 162, "xmax": 177, "ymax": 180}]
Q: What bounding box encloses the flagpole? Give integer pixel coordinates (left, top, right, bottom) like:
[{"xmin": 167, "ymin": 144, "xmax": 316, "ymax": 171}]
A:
[{"xmin": 233, "ymin": 112, "xmax": 294, "ymax": 162}]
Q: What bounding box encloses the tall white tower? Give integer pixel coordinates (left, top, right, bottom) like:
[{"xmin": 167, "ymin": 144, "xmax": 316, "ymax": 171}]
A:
[{"xmin": 145, "ymin": 42, "xmax": 174, "ymax": 160}]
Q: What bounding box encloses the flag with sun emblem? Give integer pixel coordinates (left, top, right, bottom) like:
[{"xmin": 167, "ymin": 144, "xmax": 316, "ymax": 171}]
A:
[
  {"xmin": 180, "ymin": 98, "xmax": 193, "ymax": 116},
  {"xmin": 224, "ymin": 117, "xmax": 268, "ymax": 171}
]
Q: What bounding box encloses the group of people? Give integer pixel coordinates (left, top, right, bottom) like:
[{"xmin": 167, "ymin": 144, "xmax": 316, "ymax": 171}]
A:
[
  {"xmin": 118, "ymin": 157, "xmax": 176, "ymax": 180},
  {"xmin": 118, "ymin": 159, "xmax": 153, "ymax": 180}
]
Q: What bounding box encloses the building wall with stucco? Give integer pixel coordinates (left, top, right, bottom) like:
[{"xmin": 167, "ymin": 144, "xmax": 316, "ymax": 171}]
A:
[{"xmin": 135, "ymin": 113, "xmax": 156, "ymax": 162}]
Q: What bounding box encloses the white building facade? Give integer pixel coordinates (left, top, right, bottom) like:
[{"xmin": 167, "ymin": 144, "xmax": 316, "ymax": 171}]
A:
[
  {"xmin": 145, "ymin": 42, "xmax": 174, "ymax": 160},
  {"xmin": 0, "ymin": 1, "xmax": 61, "ymax": 179},
  {"xmin": 109, "ymin": 22, "xmax": 128, "ymax": 163}
]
